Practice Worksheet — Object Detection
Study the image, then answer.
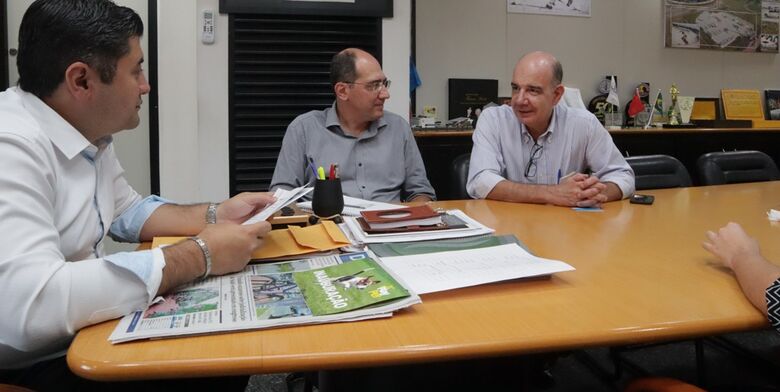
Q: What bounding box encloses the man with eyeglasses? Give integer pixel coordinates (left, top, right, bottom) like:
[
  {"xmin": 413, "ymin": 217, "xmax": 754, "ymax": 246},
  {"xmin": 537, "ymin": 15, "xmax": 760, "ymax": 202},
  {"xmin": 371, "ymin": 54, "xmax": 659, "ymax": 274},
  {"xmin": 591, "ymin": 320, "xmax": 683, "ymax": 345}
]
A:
[
  {"xmin": 270, "ymin": 48, "xmax": 435, "ymax": 202},
  {"xmin": 467, "ymin": 51, "xmax": 634, "ymax": 207}
]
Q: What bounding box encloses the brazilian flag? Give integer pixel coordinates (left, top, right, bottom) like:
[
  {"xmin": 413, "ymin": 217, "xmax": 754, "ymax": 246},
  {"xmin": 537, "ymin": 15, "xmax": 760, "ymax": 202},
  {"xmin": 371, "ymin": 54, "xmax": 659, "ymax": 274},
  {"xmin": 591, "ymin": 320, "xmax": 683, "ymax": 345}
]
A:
[{"xmin": 653, "ymin": 90, "xmax": 664, "ymax": 113}]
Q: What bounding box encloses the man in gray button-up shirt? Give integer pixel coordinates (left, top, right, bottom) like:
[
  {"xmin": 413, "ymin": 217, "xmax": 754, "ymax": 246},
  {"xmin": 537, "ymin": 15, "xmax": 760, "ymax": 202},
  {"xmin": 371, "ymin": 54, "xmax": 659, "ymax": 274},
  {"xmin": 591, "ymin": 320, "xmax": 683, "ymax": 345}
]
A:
[
  {"xmin": 270, "ymin": 48, "xmax": 435, "ymax": 203},
  {"xmin": 467, "ymin": 51, "xmax": 634, "ymax": 207}
]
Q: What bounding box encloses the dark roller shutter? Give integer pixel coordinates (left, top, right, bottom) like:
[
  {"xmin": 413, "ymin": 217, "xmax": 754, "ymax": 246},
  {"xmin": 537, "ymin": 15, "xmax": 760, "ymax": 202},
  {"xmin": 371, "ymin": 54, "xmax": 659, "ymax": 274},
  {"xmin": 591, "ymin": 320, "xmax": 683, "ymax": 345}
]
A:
[{"xmin": 229, "ymin": 14, "xmax": 381, "ymax": 195}]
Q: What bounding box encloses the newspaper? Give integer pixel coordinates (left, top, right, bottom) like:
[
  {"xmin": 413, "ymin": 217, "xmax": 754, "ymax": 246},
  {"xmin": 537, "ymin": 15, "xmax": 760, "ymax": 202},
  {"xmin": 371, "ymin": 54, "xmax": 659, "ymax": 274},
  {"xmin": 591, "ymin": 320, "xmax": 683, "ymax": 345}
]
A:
[{"xmin": 109, "ymin": 252, "xmax": 421, "ymax": 343}]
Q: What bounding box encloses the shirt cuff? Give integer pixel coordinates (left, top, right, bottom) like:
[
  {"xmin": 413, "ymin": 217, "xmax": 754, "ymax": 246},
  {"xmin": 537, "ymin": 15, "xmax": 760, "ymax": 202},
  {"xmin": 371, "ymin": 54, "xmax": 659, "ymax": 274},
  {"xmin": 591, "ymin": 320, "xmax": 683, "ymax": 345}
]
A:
[
  {"xmin": 468, "ymin": 171, "xmax": 506, "ymax": 199},
  {"xmin": 110, "ymin": 195, "xmax": 174, "ymax": 242},
  {"xmin": 602, "ymin": 176, "xmax": 635, "ymax": 199},
  {"xmin": 104, "ymin": 247, "xmax": 167, "ymax": 303}
]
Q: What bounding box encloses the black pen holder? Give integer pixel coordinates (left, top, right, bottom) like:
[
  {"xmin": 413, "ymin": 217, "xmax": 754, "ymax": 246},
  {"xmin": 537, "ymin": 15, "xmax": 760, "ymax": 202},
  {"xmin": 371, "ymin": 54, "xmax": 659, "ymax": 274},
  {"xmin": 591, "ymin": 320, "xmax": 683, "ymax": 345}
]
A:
[{"xmin": 312, "ymin": 178, "xmax": 344, "ymax": 219}]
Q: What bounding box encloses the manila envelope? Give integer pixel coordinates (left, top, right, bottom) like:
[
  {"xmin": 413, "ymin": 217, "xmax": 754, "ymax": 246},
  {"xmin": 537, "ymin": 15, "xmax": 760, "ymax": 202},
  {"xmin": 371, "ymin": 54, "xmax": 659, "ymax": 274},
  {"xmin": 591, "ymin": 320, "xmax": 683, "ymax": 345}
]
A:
[{"xmin": 151, "ymin": 220, "xmax": 350, "ymax": 261}]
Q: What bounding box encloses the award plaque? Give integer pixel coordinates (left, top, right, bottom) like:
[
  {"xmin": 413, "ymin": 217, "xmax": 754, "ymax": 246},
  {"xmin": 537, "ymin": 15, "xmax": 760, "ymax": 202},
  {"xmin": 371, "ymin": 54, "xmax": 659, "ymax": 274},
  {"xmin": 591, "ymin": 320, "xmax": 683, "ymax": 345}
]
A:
[
  {"xmin": 691, "ymin": 98, "xmax": 720, "ymax": 120},
  {"xmin": 721, "ymin": 89, "xmax": 764, "ymax": 120},
  {"xmin": 677, "ymin": 96, "xmax": 695, "ymax": 124}
]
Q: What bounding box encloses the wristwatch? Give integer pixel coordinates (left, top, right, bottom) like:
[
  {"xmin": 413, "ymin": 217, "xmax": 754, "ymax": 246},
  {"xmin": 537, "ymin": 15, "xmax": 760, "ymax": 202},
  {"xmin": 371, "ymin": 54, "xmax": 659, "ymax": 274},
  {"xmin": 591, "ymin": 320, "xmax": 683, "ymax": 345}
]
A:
[{"xmin": 206, "ymin": 202, "xmax": 218, "ymax": 224}]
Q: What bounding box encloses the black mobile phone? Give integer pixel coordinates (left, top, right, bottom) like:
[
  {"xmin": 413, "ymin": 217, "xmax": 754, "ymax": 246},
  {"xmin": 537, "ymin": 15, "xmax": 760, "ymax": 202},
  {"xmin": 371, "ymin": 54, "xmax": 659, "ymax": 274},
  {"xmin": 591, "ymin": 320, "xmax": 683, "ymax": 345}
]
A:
[{"xmin": 630, "ymin": 194, "xmax": 655, "ymax": 205}]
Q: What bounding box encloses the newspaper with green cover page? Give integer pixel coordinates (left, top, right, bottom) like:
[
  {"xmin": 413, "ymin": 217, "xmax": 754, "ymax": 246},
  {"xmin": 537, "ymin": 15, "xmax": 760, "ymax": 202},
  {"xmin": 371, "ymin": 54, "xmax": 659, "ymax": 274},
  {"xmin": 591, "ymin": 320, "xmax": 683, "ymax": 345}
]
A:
[
  {"xmin": 294, "ymin": 257, "xmax": 409, "ymax": 315},
  {"xmin": 109, "ymin": 252, "xmax": 420, "ymax": 343}
]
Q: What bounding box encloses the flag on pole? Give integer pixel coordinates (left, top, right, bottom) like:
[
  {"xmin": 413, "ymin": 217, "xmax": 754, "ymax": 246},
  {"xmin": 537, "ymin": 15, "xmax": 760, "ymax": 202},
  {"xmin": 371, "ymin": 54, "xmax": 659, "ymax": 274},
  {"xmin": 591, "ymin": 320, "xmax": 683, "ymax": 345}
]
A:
[
  {"xmin": 644, "ymin": 89, "xmax": 663, "ymax": 129},
  {"xmin": 409, "ymin": 58, "xmax": 422, "ymax": 94},
  {"xmin": 628, "ymin": 88, "xmax": 644, "ymax": 117},
  {"xmin": 653, "ymin": 89, "xmax": 664, "ymax": 114},
  {"xmin": 605, "ymin": 75, "xmax": 619, "ymax": 108}
]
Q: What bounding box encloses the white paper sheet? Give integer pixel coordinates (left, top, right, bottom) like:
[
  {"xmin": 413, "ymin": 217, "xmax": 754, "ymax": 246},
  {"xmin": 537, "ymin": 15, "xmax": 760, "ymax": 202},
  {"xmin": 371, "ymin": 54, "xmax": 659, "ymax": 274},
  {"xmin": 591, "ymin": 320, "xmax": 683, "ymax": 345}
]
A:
[
  {"xmin": 379, "ymin": 243, "xmax": 574, "ymax": 294},
  {"xmin": 298, "ymin": 196, "xmax": 399, "ymax": 217},
  {"xmin": 243, "ymin": 185, "xmax": 312, "ymax": 225}
]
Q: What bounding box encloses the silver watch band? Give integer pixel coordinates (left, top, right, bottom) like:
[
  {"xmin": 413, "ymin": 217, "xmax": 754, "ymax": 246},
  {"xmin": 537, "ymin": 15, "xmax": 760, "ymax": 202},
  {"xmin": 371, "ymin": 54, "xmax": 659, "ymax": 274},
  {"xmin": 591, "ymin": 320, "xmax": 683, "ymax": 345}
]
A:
[
  {"xmin": 206, "ymin": 202, "xmax": 218, "ymax": 224},
  {"xmin": 189, "ymin": 236, "xmax": 212, "ymax": 279}
]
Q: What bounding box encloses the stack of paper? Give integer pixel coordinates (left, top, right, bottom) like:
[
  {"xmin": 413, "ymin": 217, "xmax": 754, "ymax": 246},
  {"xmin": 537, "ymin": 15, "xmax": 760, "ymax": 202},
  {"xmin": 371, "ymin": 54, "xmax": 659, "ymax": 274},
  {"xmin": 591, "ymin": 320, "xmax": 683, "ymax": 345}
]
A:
[
  {"xmin": 344, "ymin": 209, "xmax": 494, "ymax": 244},
  {"xmin": 298, "ymin": 196, "xmax": 399, "ymax": 217}
]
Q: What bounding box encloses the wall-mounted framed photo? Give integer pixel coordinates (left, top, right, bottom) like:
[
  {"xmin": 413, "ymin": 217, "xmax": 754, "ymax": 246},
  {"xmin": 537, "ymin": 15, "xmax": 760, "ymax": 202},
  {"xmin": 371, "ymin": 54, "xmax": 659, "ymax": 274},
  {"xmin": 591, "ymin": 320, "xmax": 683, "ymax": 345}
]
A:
[
  {"xmin": 766, "ymin": 90, "xmax": 780, "ymax": 120},
  {"xmin": 690, "ymin": 97, "xmax": 721, "ymax": 121},
  {"xmin": 507, "ymin": 0, "xmax": 590, "ymax": 17},
  {"xmin": 664, "ymin": 0, "xmax": 779, "ymax": 53}
]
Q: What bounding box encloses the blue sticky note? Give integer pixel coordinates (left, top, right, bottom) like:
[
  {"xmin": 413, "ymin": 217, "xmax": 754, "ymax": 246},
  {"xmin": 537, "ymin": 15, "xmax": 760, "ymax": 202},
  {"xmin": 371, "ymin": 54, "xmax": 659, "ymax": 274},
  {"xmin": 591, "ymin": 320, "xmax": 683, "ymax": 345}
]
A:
[{"xmin": 572, "ymin": 207, "xmax": 603, "ymax": 212}]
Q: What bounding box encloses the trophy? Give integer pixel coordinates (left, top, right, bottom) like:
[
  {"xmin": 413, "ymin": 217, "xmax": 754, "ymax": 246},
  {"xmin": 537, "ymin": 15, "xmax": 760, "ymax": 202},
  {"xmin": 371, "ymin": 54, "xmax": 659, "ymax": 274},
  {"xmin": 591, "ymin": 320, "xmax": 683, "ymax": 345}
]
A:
[
  {"xmin": 667, "ymin": 84, "xmax": 680, "ymax": 125},
  {"xmin": 677, "ymin": 96, "xmax": 695, "ymax": 124}
]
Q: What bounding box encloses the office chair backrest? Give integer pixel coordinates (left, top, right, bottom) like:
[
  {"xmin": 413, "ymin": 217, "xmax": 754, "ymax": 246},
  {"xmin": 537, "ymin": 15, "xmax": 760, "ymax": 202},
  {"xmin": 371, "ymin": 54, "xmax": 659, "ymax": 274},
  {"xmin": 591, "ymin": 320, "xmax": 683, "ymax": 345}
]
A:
[
  {"xmin": 625, "ymin": 155, "xmax": 692, "ymax": 190},
  {"xmin": 697, "ymin": 150, "xmax": 780, "ymax": 185},
  {"xmin": 451, "ymin": 153, "xmax": 471, "ymax": 200}
]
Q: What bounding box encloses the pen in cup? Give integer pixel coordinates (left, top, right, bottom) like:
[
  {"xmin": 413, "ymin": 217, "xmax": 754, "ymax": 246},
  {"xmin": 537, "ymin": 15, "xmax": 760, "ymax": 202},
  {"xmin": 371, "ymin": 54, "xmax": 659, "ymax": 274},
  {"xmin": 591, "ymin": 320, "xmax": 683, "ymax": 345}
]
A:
[{"xmin": 306, "ymin": 155, "xmax": 318, "ymax": 179}]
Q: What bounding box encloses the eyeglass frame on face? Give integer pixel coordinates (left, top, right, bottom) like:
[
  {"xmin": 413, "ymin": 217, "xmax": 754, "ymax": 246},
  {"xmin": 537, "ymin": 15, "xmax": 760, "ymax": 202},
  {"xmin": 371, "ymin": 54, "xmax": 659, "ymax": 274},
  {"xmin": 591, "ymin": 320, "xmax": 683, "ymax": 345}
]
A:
[
  {"xmin": 345, "ymin": 78, "xmax": 391, "ymax": 93},
  {"xmin": 524, "ymin": 142, "xmax": 544, "ymax": 179}
]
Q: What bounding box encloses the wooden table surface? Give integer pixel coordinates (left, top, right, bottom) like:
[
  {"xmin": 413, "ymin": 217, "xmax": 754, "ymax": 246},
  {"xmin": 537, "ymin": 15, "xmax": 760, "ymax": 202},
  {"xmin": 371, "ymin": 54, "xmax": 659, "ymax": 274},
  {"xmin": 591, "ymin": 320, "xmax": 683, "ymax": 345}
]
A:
[{"xmin": 68, "ymin": 182, "xmax": 780, "ymax": 381}]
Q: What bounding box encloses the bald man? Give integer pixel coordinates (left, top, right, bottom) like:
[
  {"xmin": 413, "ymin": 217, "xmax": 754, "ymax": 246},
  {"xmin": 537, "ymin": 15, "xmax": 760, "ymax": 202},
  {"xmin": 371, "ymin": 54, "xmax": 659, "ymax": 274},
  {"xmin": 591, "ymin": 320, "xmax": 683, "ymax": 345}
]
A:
[
  {"xmin": 270, "ymin": 48, "xmax": 435, "ymax": 203},
  {"xmin": 467, "ymin": 51, "xmax": 634, "ymax": 207}
]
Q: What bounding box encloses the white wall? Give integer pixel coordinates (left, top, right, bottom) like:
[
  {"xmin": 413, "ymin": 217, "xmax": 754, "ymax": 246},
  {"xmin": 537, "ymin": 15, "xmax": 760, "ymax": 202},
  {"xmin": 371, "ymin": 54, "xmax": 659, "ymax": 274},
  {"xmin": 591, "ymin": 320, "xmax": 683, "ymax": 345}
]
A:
[
  {"xmin": 158, "ymin": 0, "xmax": 412, "ymax": 202},
  {"xmin": 415, "ymin": 0, "xmax": 780, "ymax": 120}
]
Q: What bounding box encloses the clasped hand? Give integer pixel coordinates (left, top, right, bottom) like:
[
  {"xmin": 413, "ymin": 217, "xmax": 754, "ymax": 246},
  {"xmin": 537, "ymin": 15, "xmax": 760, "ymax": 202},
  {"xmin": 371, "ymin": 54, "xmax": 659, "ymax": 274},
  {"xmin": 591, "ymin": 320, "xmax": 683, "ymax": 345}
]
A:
[{"xmin": 555, "ymin": 173, "xmax": 608, "ymax": 207}]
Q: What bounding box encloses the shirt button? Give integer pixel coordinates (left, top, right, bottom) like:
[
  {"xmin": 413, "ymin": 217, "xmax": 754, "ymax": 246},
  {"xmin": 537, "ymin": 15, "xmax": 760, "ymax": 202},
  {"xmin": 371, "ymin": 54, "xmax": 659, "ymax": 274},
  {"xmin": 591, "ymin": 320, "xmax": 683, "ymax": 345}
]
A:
[
  {"xmin": 361, "ymin": 186, "xmax": 366, "ymax": 189},
  {"xmin": 358, "ymin": 163, "xmax": 362, "ymax": 167}
]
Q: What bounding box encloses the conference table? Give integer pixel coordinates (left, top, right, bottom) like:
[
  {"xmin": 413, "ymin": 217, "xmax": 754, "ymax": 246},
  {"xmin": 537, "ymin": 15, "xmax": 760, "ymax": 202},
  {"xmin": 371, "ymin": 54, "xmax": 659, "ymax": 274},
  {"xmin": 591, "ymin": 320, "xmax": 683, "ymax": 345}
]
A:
[{"xmin": 67, "ymin": 182, "xmax": 780, "ymax": 381}]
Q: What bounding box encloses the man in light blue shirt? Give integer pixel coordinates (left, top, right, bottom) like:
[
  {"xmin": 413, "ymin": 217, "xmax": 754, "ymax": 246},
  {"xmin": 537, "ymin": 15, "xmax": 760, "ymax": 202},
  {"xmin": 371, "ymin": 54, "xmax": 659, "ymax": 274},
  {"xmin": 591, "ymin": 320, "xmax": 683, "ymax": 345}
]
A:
[{"xmin": 467, "ymin": 51, "xmax": 634, "ymax": 206}]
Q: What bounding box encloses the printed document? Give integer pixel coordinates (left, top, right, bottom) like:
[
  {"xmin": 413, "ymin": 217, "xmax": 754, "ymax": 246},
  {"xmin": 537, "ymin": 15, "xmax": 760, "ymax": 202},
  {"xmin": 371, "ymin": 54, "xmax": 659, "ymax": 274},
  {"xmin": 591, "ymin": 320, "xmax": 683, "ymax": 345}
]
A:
[{"xmin": 378, "ymin": 243, "xmax": 574, "ymax": 294}]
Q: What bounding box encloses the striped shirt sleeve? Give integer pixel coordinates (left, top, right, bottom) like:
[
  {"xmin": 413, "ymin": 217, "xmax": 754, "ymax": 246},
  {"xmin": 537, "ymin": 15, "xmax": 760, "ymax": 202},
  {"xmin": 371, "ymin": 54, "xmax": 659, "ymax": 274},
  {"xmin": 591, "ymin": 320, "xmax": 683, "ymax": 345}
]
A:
[{"xmin": 766, "ymin": 278, "xmax": 780, "ymax": 331}]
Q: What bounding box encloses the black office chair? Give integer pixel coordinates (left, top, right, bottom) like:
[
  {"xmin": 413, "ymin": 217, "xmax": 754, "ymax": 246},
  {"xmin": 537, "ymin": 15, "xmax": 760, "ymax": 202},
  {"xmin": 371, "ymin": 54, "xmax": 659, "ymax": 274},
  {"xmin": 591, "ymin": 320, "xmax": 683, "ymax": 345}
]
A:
[
  {"xmin": 697, "ymin": 150, "xmax": 780, "ymax": 185},
  {"xmin": 451, "ymin": 153, "xmax": 471, "ymax": 200},
  {"xmin": 625, "ymin": 155, "xmax": 692, "ymax": 190}
]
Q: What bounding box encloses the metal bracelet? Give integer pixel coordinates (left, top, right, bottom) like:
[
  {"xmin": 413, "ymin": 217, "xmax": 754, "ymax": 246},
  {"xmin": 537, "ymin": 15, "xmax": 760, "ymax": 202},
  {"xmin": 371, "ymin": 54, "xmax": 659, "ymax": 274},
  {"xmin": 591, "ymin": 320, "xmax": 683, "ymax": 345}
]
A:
[
  {"xmin": 189, "ymin": 236, "xmax": 212, "ymax": 279},
  {"xmin": 206, "ymin": 202, "xmax": 218, "ymax": 224}
]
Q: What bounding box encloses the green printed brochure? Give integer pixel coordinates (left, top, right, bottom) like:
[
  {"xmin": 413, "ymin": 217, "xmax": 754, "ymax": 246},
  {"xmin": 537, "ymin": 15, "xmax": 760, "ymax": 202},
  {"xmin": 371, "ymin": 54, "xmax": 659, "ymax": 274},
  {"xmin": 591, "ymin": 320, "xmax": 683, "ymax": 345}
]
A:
[{"xmin": 294, "ymin": 258, "xmax": 409, "ymax": 315}]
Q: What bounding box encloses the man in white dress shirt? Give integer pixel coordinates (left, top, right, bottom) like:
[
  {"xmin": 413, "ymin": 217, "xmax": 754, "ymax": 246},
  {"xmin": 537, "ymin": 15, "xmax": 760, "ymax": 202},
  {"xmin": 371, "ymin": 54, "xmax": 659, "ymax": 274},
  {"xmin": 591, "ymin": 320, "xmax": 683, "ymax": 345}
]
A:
[
  {"xmin": 0, "ymin": 1, "xmax": 272, "ymax": 390},
  {"xmin": 466, "ymin": 51, "xmax": 634, "ymax": 207}
]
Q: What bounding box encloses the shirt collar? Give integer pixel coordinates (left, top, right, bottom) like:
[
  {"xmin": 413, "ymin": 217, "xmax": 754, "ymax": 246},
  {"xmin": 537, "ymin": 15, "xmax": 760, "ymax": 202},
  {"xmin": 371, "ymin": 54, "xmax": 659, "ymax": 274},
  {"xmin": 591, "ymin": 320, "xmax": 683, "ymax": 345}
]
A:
[
  {"xmin": 15, "ymin": 87, "xmax": 96, "ymax": 160},
  {"xmin": 325, "ymin": 101, "xmax": 387, "ymax": 139},
  {"xmin": 520, "ymin": 105, "xmax": 560, "ymax": 144}
]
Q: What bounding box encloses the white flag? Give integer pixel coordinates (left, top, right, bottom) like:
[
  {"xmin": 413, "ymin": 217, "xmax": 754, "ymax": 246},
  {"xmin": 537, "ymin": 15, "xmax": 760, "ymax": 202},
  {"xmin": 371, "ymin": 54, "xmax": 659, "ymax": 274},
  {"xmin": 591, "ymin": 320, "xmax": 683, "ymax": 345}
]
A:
[{"xmin": 606, "ymin": 75, "xmax": 619, "ymax": 107}]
